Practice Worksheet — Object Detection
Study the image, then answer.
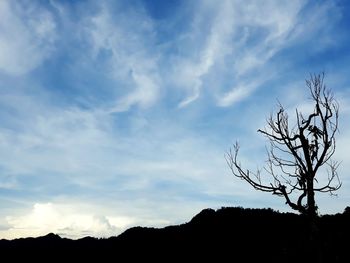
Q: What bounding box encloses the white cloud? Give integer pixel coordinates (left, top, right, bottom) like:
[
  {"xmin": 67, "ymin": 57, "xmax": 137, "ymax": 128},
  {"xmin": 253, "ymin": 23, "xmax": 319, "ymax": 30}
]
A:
[
  {"xmin": 0, "ymin": 89, "xmax": 241, "ymax": 199},
  {"xmin": 217, "ymin": 81, "xmax": 258, "ymax": 107},
  {"xmin": 87, "ymin": 4, "xmax": 160, "ymax": 112},
  {"xmin": 176, "ymin": 0, "xmax": 236, "ymax": 107},
  {"xmin": 110, "ymin": 71, "xmax": 159, "ymax": 112},
  {"xmin": 0, "ymin": 105, "xmax": 111, "ymax": 180},
  {"xmin": 169, "ymin": 0, "xmax": 303, "ymax": 107},
  {"xmin": 0, "ymin": 203, "xmax": 135, "ymax": 239},
  {"xmin": 0, "ymin": 1, "xmax": 56, "ymax": 75},
  {"xmin": 172, "ymin": 0, "xmax": 340, "ymax": 108},
  {"xmin": 217, "ymin": 1, "xmax": 304, "ymax": 105}
]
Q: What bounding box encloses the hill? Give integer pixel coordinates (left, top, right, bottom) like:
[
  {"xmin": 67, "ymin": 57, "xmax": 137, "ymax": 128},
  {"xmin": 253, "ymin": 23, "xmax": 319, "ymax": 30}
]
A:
[{"xmin": 1, "ymin": 207, "xmax": 349, "ymax": 261}]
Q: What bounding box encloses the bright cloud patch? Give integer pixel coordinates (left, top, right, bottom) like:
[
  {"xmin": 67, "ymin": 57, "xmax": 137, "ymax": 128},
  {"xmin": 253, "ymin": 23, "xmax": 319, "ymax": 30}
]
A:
[{"xmin": 0, "ymin": 203, "xmax": 134, "ymax": 239}]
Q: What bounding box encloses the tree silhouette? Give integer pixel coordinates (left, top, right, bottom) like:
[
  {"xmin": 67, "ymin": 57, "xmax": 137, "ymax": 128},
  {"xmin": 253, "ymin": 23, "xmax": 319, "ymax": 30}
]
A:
[{"xmin": 226, "ymin": 73, "xmax": 341, "ymax": 217}]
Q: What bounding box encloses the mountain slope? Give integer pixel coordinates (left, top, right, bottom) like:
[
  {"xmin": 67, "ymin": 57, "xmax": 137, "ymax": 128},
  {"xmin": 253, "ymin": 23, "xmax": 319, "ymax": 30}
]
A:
[{"xmin": 1, "ymin": 207, "xmax": 349, "ymax": 262}]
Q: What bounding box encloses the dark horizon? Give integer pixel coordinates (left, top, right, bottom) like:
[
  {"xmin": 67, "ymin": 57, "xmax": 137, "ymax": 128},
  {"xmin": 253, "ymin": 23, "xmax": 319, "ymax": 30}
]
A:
[{"xmin": 1, "ymin": 206, "xmax": 350, "ymax": 263}]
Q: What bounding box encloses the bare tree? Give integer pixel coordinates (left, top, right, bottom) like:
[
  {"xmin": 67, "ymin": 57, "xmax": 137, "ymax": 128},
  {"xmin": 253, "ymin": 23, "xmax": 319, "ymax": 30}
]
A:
[{"xmin": 226, "ymin": 73, "xmax": 341, "ymax": 217}]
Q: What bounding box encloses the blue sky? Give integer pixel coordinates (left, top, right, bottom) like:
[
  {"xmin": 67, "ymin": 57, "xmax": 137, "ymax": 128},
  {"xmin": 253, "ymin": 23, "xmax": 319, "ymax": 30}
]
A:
[{"xmin": 1, "ymin": 0, "xmax": 350, "ymax": 239}]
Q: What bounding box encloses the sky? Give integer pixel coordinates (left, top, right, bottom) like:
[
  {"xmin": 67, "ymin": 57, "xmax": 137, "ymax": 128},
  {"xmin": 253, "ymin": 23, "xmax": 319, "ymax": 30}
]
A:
[{"xmin": 1, "ymin": 0, "xmax": 350, "ymax": 240}]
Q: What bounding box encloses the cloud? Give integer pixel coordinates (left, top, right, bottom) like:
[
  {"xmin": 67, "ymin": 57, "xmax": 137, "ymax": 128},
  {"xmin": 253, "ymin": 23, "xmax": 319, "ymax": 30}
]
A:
[
  {"xmin": 0, "ymin": 174, "xmax": 17, "ymax": 190},
  {"xmin": 110, "ymin": 71, "xmax": 160, "ymax": 112},
  {"xmin": 0, "ymin": 1, "xmax": 56, "ymax": 75},
  {"xmin": 0, "ymin": 0, "xmax": 349, "ymax": 240},
  {"xmin": 0, "ymin": 203, "xmax": 135, "ymax": 239},
  {"xmin": 217, "ymin": 80, "xmax": 260, "ymax": 107},
  {"xmin": 172, "ymin": 0, "xmax": 342, "ymax": 108},
  {"xmin": 174, "ymin": 0, "xmax": 236, "ymax": 107},
  {"xmin": 0, "ymin": 87, "xmax": 241, "ymax": 199},
  {"xmin": 215, "ymin": 0, "xmax": 305, "ymax": 106},
  {"xmin": 0, "ymin": 104, "xmax": 110, "ymax": 179},
  {"xmin": 86, "ymin": 3, "xmax": 161, "ymax": 112},
  {"xmin": 170, "ymin": 0, "xmax": 299, "ymax": 107},
  {"xmin": 0, "ymin": 91, "xmax": 253, "ymax": 238}
]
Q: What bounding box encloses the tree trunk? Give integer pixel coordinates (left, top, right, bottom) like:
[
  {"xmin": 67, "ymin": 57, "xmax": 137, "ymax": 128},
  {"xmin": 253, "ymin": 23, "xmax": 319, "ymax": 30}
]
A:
[{"xmin": 307, "ymin": 179, "xmax": 317, "ymax": 217}]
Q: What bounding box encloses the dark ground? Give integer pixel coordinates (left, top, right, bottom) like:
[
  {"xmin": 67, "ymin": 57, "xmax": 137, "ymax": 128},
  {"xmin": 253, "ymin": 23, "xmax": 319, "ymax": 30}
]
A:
[{"xmin": 1, "ymin": 206, "xmax": 349, "ymax": 262}]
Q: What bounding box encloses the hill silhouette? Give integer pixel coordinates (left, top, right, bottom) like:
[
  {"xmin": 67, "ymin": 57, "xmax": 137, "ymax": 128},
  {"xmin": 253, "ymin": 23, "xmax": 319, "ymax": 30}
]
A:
[{"xmin": 1, "ymin": 207, "xmax": 349, "ymax": 262}]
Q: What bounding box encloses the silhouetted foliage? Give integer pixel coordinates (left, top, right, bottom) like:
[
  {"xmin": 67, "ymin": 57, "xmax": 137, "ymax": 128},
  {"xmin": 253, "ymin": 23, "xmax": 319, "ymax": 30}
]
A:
[
  {"xmin": 226, "ymin": 73, "xmax": 340, "ymax": 217},
  {"xmin": 1, "ymin": 206, "xmax": 349, "ymax": 262}
]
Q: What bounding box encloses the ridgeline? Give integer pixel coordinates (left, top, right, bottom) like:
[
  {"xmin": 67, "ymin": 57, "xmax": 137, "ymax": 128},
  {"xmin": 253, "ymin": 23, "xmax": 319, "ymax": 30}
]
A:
[{"xmin": 1, "ymin": 207, "xmax": 349, "ymax": 262}]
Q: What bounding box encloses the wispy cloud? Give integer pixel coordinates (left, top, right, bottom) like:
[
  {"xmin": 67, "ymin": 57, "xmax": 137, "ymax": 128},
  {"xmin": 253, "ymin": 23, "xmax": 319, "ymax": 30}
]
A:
[
  {"xmin": 169, "ymin": 0, "xmax": 306, "ymax": 107},
  {"xmin": 0, "ymin": 1, "xmax": 56, "ymax": 75},
  {"xmin": 0, "ymin": 0, "xmax": 349, "ymax": 239},
  {"xmin": 169, "ymin": 0, "xmax": 342, "ymax": 108},
  {"xmin": 175, "ymin": 0, "xmax": 236, "ymax": 107},
  {"xmin": 218, "ymin": 80, "xmax": 261, "ymax": 107},
  {"xmin": 86, "ymin": 3, "xmax": 161, "ymax": 112}
]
